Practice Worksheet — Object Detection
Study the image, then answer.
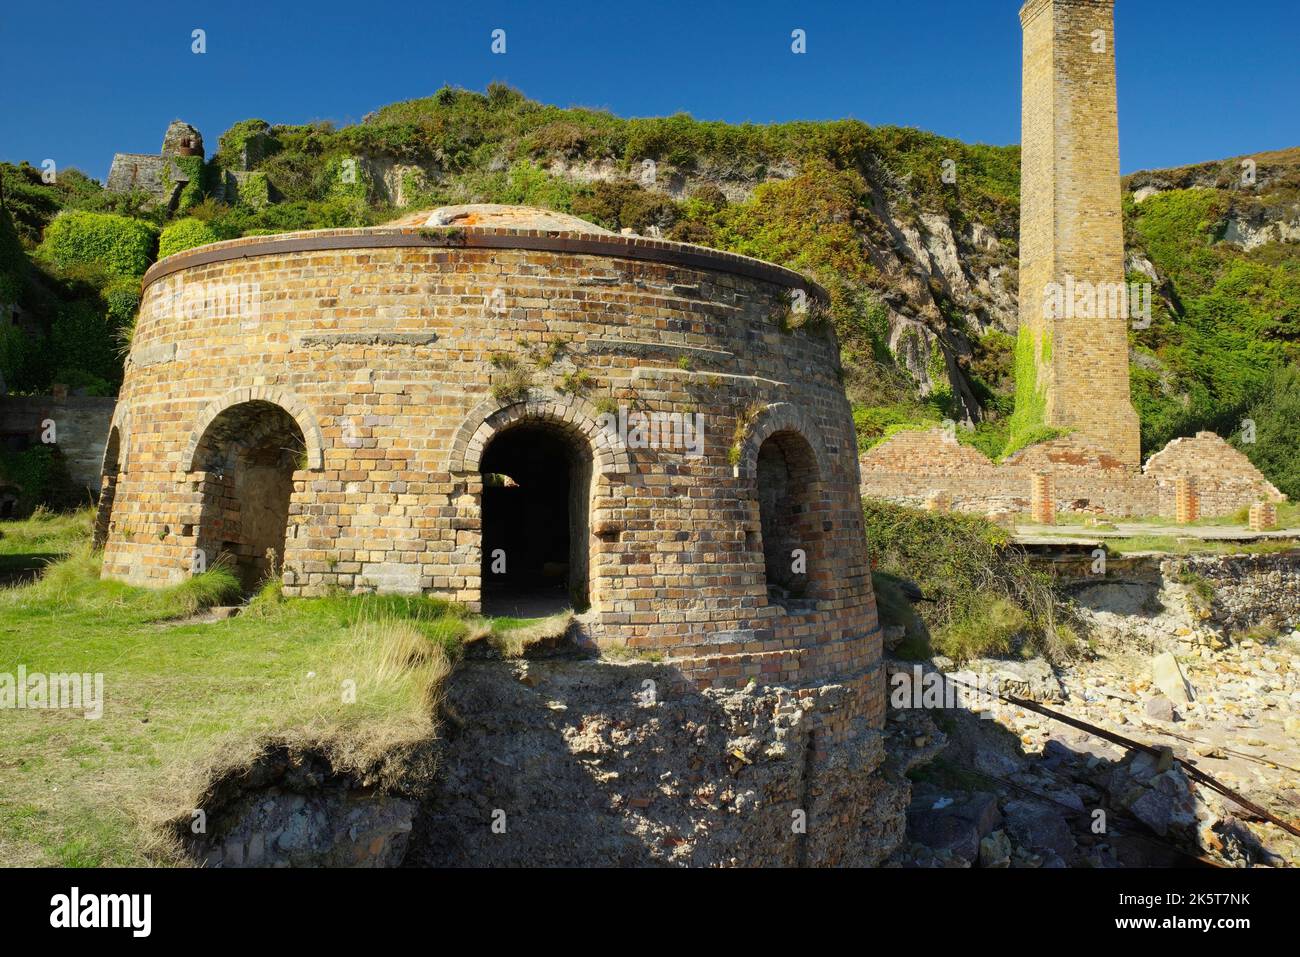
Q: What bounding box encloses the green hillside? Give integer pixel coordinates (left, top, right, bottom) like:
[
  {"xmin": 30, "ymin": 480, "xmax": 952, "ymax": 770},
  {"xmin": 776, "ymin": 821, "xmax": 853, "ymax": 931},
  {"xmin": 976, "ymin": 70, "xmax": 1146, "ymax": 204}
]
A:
[{"xmin": 1, "ymin": 85, "xmax": 1296, "ymax": 496}]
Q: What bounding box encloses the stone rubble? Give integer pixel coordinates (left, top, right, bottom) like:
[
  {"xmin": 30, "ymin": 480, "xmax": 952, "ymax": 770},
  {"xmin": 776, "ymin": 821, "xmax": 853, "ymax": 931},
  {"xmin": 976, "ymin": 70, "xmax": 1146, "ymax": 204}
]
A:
[{"xmin": 885, "ymin": 552, "xmax": 1300, "ymax": 868}]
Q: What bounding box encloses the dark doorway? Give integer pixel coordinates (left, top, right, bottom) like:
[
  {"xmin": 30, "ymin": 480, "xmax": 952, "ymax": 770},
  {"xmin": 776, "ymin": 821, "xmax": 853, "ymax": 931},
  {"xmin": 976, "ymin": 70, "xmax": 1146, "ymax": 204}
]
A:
[
  {"xmin": 192, "ymin": 401, "xmax": 304, "ymax": 593},
  {"xmin": 480, "ymin": 423, "xmax": 590, "ymax": 617},
  {"xmin": 756, "ymin": 430, "xmax": 822, "ymax": 611}
]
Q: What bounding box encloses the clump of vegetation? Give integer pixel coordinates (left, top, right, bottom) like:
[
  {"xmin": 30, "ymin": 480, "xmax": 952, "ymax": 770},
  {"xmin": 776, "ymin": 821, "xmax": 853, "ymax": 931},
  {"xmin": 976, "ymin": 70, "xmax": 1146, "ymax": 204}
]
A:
[
  {"xmin": 729, "ymin": 401, "xmax": 765, "ymax": 467},
  {"xmin": 158, "ymin": 217, "xmax": 219, "ymax": 258},
  {"xmin": 1232, "ymin": 363, "xmax": 1300, "ymax": 500},
  {"xmin": 0, "ymin": 445, "xmax": 82, "ymax": 517},
  {"xmin": 870, "ymin": 570, "xmax": 931, "ymax": 658},
  {"xmin": 557, "ymin": 369, "xmax": 594, "ymax": 396},
  {"xmin": 477, "ymin": 612, "xmax": 574, "ymax": 658},
  {"xmin": 864, "ymin": 499, "xmax": 1072, "ymax": 663},
  {"xmin": 1004, "ymin": 326, "xmax": 1070, "ymax": 457},
  {"xmin": 35, "ymin": 211, "xmax": 157, "ymax": 278},
  {"xmin": 1124, "ymin": 185, "xmax": 1300, "ymax": 457},
  {"xmin": 1228, "ymin": 620, "xmax": 1280, "ymax": 645},
  {"xmin": 488, "ymin": 352, "xmax": 533, "ymax": 403}
]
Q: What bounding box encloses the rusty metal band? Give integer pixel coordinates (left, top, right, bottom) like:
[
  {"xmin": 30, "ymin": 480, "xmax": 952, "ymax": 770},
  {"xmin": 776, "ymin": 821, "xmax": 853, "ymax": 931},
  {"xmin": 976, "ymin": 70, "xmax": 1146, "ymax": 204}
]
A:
[{"xmin": 140, "ymin": 230, "xmax": 826, "ymax": 299}]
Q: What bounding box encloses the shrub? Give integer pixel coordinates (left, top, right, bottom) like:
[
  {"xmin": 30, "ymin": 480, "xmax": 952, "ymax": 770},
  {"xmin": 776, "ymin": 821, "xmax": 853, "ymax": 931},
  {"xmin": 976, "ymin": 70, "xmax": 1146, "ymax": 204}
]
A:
[
  {"xmin": 36, "ymin": 211, "xmax": 157, "ymax": 278},
  {"xmin": 232, "ymin": 171, "xmax": 271, "ymax": 209},
  {"xmin": 1234, "ymin": 362, "xmax": 1300, "ymax": 499},
  {"xmin": 0, "ymin": 206, "xmax": 27, "ymax": 304},
  {"xmin": 51, "ymin": 299, "xmax": 122, "ymax": 389},
  {"xmin": 863, "ymin": 499, "xmax": 1071, "ymax": 663},
  {"xmin": 0, "ymin": 323, "xmax": 45, "ymax": 392},
  {"xmin": 158, "ymin": 218, "xmax": 219, "ymax": 259},
  {"xmin": 101, "ymin": 276, "xmax": 142, "ymax": 328},
  {"xmin": 216, "ymin": 119, "xmax": 278, "ymax": 169},
  {"xmin": 0, "ymin": 445, "xmax": 81, "ymax": 515}
]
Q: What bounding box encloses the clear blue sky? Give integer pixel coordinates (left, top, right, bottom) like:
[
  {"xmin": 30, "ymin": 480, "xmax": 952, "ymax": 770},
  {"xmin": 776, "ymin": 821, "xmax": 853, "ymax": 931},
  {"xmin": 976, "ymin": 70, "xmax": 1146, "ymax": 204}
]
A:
[{"xmin": 2, "ymin": 0, "xmax": 1296, "ymax": 181}]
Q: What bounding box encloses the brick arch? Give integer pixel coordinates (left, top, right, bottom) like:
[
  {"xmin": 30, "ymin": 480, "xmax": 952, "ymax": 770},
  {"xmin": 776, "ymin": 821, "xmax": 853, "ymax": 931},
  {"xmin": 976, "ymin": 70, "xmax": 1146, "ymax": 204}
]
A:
[
  {"xmin": 102, "ymin": 405, "xmax": 131, "ymax": 474},
  {"xmin": 732, "ymin": 402, "xmax": 830, "ymax": 482},
  {"xmin": 447, "ymin": 394, "xmax": 631, "ymax": 476},
  {"xmin": 183, "ymin": 387, "xmax": 324, "ymax": 472}
]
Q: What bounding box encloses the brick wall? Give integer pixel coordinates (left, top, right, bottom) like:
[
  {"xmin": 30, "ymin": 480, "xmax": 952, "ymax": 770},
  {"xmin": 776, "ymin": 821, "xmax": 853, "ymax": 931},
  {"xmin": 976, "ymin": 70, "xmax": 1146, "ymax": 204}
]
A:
[
  {"xmin": 860, "ymin": 427, "xmax": 1283, "ymax": 518},
  {"xmin": 99, "ymin": 222, "xmax": 882, "ymax": 718},
  {"xmin": 1145, "ymin": 431, "xmax": 1285, "ymax": 517},
  {"xmin": 0, "ymin": 394, "xmax": 116, "ymax": 494}
]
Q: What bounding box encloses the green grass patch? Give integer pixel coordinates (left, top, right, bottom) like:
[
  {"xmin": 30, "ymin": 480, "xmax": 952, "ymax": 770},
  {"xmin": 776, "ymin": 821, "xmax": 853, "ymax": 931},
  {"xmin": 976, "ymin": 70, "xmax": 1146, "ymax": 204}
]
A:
[
  {"xmin": 1103, "ymin": 536, "xmax": 1299, "ymax": 556},
  {"xmin": 0, "ymin": 545, "xmax": 466, "ymax": 866}
]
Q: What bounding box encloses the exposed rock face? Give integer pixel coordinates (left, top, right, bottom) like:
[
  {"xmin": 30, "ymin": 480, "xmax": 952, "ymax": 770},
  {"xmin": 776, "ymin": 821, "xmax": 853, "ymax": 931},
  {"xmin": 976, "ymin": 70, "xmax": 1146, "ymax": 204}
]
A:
[
  {"xmin": 184, "ymin": 658, "xmax": 908, "ymax": 868},
  {"xmin": 182, "ymin": 746, "xmax": 431, "ymax": 868},
  {"xmin": 410, "ymin": 658, "xmax": 907, "ymax": 867}
]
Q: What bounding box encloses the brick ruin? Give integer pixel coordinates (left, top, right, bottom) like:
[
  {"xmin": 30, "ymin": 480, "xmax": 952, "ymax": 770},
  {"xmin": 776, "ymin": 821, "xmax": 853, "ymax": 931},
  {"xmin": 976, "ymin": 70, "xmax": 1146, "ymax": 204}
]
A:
[
  {"xmin": 860, "ymin": 427, "xmax": 1284, "ymax": 518},
  {"xmin": 98, "ymin": 204, "xmax": 885, "ymax": 754},
  {"xmin": 860, "ymin": 0, "xmax": 1285, "ymax": 523}
]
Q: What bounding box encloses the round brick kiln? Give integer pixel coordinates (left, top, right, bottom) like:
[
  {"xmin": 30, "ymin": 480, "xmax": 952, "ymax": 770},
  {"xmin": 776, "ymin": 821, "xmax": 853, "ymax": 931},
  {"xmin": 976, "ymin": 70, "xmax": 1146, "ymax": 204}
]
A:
[{"xmin": 98, "ymin": 204, "xmax": 881, "ymax": 707}]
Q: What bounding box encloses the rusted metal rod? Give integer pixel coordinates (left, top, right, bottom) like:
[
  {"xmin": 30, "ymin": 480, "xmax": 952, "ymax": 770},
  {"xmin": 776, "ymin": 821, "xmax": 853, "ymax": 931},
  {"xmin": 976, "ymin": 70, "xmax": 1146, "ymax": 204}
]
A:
[{"xmin": 942, "ymin": 675, "xmax": 1300, "ymax": 840}]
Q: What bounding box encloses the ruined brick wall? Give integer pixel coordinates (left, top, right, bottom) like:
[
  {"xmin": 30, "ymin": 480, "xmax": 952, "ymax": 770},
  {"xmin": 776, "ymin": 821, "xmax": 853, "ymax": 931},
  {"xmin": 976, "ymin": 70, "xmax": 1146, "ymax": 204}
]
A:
[
  {"xmin": 100, "ymin": 220, "xmax": 881, "ymax": 716},
  {"xmin": 860, "ymin": 428, "xmax": 1282, "ymax": 519},
  {"xmin": 0, "ymin": 394, "xmax": 116, "ymax": 493},
  {"xmin": 1018, "ymin": 0, "xmax": 1141, "ymax": 466},
  {"xmin": 1145, "ymin": 432, "xmax": 1285, "ymax": 517}
]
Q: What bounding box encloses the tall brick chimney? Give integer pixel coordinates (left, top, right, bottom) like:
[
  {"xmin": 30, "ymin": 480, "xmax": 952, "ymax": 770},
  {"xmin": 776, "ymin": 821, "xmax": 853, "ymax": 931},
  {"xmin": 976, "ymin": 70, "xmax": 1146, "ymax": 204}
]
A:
[{"xmin": 1017, "ymin": 0, "xmax": 1142, "ymax": 466}]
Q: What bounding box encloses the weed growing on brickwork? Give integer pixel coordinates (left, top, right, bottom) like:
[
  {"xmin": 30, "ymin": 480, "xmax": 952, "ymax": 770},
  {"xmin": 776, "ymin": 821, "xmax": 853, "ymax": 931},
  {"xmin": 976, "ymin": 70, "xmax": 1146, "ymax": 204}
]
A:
[
  {"xmin": 729, "ymin": 400, "xmax": 766, "ymax": 467},
  {"xmin": 556, "ymin": 369, "xmax": 594, "ymax": 397},
  {"xmin": 488, "ymin": 351, "xmax": 533, "ymax": 403},
  {"xmin": 1004, "ymin": 326, "xmax": 1068, "ymax": 457}
]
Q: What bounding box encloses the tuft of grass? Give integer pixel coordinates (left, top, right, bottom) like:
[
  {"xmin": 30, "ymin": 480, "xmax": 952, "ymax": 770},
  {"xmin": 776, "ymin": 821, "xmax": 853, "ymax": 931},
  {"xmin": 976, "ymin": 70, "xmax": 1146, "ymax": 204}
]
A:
[
  {"xmin": 0, "ymin": 507, "xmax": 94, "ymax": 555},
  {"xmin": 478, "ymin": 612, "xmax": 573, "ymax": 658},
  {"xmin": 0, "ymin": 507, "xmax": 95, "ymax": 580},
  {"xmin": 932, "ymin": 595, "xmax": 1028, "ymax": 662},
  {"xmin": 1228, "ymin": 621, "xmax": 1280, "ymax": 645}
]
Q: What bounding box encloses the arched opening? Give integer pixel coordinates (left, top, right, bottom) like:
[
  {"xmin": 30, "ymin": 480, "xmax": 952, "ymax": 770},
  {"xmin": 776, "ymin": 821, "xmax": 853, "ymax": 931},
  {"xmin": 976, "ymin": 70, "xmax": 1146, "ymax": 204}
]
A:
[
  {"xmin": 755, "ymin": 430, "xmax": 823, "ymax": 612},
  {"xmin": 191, "ymin": 400, "xmax": 304, "ymax": 593},
  {"xmin": 92, "ymin": 426, "xmax": 122, "ymax": 548},
  {"xmin": 480, "ymin": 422, "xmax": 591, "ymax": 617}
]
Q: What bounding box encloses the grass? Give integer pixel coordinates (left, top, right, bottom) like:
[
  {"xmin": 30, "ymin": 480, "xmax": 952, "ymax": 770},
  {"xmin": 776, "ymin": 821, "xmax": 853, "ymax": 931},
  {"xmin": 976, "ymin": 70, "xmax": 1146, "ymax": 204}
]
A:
[
  {"xmin": 1102, "ymin": 535, "xmax": 1299, "ymax": 556},
  {"xmin": 865, "ymin": 500, "xmax": 1073, "ymax": 664},
  {"xmin": 1043, "ymin": 500, "xmax": 1300, "ymax": 529},
  {"xmin": 0, "ymin": 507, "xmax": 94, "ymax": 579},
  {"xmin": 0, "ymin": 535, "xmax": 472, "ymax": 866},
  {"xmin": 0, "ymin": 511, "xmax": 596, "ymax": 867}
]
